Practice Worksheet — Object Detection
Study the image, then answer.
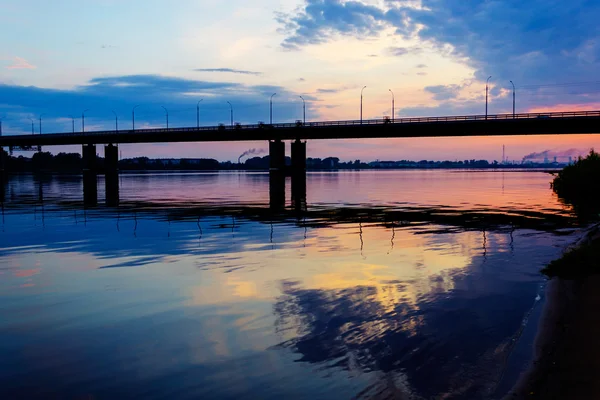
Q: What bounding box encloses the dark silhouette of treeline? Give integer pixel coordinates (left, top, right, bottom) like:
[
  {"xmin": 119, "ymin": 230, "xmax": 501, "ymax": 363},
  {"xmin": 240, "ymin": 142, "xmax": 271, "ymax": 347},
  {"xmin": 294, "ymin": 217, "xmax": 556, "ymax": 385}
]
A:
[{"xmin": 0, "ymin": 150, "xmax": 563, "ymax": 173}]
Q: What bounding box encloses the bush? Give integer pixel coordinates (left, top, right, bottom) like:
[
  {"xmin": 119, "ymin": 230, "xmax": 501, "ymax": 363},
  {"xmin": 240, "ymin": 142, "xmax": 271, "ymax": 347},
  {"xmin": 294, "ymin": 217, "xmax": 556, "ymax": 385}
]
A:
[
  {"xmin": 552, "ymin": 150, "xmax": 600, "ymax": 218},
  {"xmin": 542, "ymin": 235, "xmax": 600, "ymax": 278}
]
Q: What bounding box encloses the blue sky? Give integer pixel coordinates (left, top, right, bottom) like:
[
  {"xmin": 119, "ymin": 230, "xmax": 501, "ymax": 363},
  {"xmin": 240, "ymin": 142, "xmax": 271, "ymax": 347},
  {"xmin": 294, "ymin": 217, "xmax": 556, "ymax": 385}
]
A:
[{"xmin": 2, "ymin": 0, "xmax": 600, "ymax": 161}]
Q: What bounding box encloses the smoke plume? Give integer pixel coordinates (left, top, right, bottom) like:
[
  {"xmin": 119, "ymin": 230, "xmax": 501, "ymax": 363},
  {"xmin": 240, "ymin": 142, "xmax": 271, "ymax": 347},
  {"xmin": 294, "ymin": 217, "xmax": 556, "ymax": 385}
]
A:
[
  {"xmin": 238, "ymin": 148, "xmax": 265, "ymax": 163},
  {"xmin": 521, "ymin": 148, "xmax": 587, "ymax": 163}
]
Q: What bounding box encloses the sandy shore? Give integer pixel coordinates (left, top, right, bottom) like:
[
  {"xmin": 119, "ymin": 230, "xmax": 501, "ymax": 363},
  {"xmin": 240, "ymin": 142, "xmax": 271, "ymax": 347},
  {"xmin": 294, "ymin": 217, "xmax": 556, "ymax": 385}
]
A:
[{"xmin": 505, "ymin": 228, "xmax": 600, "ymax": 399}]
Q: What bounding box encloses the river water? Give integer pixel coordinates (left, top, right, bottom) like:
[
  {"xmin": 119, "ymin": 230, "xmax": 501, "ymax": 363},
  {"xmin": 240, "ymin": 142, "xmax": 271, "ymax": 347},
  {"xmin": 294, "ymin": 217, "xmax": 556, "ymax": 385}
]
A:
[{"xmin": 0, "ymin": 170, "xmax": 581, "ymax": 399}]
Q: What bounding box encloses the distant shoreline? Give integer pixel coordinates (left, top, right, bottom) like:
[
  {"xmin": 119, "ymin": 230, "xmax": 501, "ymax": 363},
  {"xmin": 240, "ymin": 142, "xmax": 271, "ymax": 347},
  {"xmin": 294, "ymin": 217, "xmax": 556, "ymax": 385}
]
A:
[{"xmin": 3, "ymin": 168, "xmax": 562, "ymax": 175}]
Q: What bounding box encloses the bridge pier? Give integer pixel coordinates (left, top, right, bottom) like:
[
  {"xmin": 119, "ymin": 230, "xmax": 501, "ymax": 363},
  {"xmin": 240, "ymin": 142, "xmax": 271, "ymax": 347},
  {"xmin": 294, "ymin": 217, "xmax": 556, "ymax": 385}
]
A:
[
  {"xmin": 82, "ymin": 144, "xmax": 97, "ymax": 206},
  {"xmin": 269, "ymin": 139, "xmax": 286, "ymax": 172},
  {"xmin": 291, "ymin": 140, "xmax": 307, "ymax": 212},
  {"xmin": 104, "ymin": 144, "xmax": 119, "ymax": 206}
]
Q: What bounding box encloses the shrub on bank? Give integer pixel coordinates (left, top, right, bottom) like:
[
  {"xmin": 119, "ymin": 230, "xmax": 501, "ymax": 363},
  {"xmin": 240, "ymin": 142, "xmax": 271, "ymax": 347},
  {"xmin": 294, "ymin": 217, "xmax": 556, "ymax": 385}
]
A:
[
  {"xmin": 552, "ymin": 150, "xmax": 600, "ymax": 218},
  {"xmin": 542, "ymin": 234, "xmax": 600, "ymax": 278}
]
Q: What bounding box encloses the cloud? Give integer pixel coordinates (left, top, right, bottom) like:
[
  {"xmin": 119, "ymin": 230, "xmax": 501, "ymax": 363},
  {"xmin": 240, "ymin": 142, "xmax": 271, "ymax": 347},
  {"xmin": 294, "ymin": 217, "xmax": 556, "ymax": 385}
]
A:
[
  {"xmin": 0, "ymin": 74, "xmax": 312, "ymax": 135},
  {"xmin": 317, "ymin": 88, "xmax": 340, "ymax": 94},
  {"xmin": 416, "ymin": 63, "xmax": 427, "ymax": 68},
  {"xmin": 276, "ymin": 0, "xmax": 393, "ymax": 49},
  {"xmin": 425, "ymin": 84, "xmax": 463, "ymax": 101},
  {"xmin": 386, "ymin": 46, "xmax": 422, "ymax": 57},
  {"xmin": 5, "ymin": 56, "xmax": 36, "ymax": 70},
  {"xmin": 194, "ymin": 68, "xmax": 262, "ymax": 76},
  {"xmin": 276, "ymin": 0, "xmax": 600, "ymax": 112}
]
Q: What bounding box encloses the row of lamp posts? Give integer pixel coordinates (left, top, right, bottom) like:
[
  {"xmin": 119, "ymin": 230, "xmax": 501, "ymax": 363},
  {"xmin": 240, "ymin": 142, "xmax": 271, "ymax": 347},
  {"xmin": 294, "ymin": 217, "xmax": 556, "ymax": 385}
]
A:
[{"xmin": 5, "ymin": 80, "xmax": 517, "ymax": 136}]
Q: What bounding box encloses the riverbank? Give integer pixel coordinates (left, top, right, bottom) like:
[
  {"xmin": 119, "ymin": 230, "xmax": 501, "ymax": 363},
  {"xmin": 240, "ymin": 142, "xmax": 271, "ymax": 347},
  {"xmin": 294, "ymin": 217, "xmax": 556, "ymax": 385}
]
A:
[{"xmin": 505, "ymin": 225, "xmax": 600, "ymax": 399}]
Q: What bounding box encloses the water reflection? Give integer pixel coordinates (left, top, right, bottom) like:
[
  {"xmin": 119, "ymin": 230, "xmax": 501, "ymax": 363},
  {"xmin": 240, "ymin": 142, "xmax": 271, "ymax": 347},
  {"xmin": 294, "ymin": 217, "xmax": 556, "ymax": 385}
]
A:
[{"xmin": 0, "ymin": 171, "xmax": 583, "ymax": 399}]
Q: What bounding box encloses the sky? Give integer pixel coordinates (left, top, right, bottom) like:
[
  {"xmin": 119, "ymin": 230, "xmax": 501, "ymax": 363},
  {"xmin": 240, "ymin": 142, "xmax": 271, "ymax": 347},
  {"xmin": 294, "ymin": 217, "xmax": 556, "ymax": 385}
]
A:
[{"xmin": 2, "ymin": 0, "xmax": 600, "ymax": 162}]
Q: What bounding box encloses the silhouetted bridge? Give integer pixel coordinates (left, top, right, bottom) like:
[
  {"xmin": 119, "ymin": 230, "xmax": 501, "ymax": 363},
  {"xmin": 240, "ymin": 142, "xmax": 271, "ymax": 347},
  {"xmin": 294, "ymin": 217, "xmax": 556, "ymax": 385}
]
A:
[
  {"xmin": 1, "ymin": 110, "xmax": 600, "ymax": 148},
  {"xmin": 1, "ymin": 110, "xmax": 598, "ymax": 206}
]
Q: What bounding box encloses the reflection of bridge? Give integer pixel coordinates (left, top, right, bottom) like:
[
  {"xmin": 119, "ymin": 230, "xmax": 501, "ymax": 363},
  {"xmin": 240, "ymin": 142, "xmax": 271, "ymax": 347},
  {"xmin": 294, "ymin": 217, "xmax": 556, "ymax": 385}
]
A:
[
  {"xmin": 1, "ymin": 110, "xmax": 599, "ymax": 205},
  {"xmin": 0, "ymin": 176, "xmax": 577, "ymax": 234}
]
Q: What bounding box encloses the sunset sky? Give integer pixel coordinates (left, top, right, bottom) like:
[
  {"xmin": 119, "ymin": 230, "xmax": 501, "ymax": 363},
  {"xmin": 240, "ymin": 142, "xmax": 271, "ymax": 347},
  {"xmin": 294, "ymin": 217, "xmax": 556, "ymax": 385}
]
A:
[{"xmin": 2, "ymin": 0, "xmax": 600, "ymax": 162}]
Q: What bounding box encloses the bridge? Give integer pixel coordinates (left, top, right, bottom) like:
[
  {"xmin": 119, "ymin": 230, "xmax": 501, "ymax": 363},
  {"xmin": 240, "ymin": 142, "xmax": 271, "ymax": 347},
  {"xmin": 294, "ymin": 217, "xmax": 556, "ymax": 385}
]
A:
[{"xmin": 1, "ymin": 110, "xmax": 599, "ymax": 207}]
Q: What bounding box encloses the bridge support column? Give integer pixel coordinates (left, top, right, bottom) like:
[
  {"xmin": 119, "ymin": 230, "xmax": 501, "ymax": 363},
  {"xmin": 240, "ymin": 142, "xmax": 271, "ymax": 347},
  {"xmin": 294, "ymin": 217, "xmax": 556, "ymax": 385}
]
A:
[
  {"xmin": 82, "ymin": 144, "xmax": 97, "ymax": 206},
  {"xmin": 269, "ymin": 139, "xmax": 286, "ymax": 172},
  {"xmin": 269, "ymin": 140, "xmax": 286, "ymax": 210},
  {"xmin": 291, "ymin": 140, "xmax": 307, "ymax": 212},
  {"xmin": 104, "ymin": 144, "xmax": 119, "ymax": 206}
]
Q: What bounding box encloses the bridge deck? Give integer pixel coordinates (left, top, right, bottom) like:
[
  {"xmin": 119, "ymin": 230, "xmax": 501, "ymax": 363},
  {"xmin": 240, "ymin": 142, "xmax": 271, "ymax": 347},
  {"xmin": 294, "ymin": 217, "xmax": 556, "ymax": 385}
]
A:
[{"xmin": 1, "ymin": 111, "xmax": 599, "ymax": 147}]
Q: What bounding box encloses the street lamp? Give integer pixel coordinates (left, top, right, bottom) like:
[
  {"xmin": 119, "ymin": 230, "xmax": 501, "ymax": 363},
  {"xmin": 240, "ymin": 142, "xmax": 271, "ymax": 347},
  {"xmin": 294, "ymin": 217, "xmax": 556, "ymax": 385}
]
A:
[
  {"xmin": 68, "ymin": 115, "xmax": 75, "ymax": 133},
  {"xmin": 196, "ymin": 99, "xmax": 203, "ymax": 129},
  {"xmin": 510, "ymin": 80, "xmax": 516, "ymax": 118},
  {"xmin": 485, "ymin": 76, "xmax": 492, "ymax": 120},
  {"xmin": 161, "ymin": 106, "xmax": 169, "ymax": 129},
  {"xmin": 299, "ymin": 96, "xmax": 306, "ymax": 124},
  {"xmin": 389, "ymin": 89, "xmax": 395, "ymax": 122},
  {"xmin": 110, "ymin": 110, "xmax": 118, "ymax": 132},
  {"xmin": 227, "ymin": 101, "xmax": 233, "ymax": 127},
  {"xmin": 39, "ymin": 114, "xmax": 46, "ymax": 135},
  {"xmin": 132, "ymin": 105, "xmax": 140, "ymax": 131},
  {"xmin": 270, "ymin": 93, "xmax": 276, "ymax": 125},
  {"xmin": 360, "ymin": 86, "xmax": 367, "ymax": 124},
  {"xmin": 29, "ymin": 118, "xmax": 35, "ymax": 135},
  {"xmin": 82, "ymin": 109, "xmax": 89, "ymax": 133}
]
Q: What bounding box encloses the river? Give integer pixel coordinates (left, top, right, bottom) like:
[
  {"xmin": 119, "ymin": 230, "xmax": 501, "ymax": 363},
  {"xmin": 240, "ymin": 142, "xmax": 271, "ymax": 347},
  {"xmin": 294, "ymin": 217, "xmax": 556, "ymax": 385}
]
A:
[{"xmin": 0, "ymin": 170, "xmax": 581, "ymax": 399}]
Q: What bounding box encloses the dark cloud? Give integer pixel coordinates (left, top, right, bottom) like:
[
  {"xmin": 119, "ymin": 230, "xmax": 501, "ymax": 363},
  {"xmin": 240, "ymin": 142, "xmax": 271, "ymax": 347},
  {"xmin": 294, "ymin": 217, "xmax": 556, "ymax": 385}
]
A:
[
  {"xmin": 194, "ymin": 68, "xmax": 262, "ymax": 76},
  {"xmin": 416, "ymin": 63, "xmax": 427, "ymax": 68},
  {"xmin": 276, "ymin": 0, "xmax": 393, "ymax": 49},
  {"xmin": 0, "ymin": 75, "xmax": 310, "ymax": 135},
  {"xmin": 316, "ymin": 88, "xmax": 340, "ymax": 93}
]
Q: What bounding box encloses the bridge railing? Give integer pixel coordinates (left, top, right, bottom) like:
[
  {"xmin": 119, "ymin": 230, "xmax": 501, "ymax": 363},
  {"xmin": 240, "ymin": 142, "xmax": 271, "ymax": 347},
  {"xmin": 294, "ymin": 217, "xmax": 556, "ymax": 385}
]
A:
[{"xmin": 4, "ymin": 110, "xmax": 600, "ymax": 139}]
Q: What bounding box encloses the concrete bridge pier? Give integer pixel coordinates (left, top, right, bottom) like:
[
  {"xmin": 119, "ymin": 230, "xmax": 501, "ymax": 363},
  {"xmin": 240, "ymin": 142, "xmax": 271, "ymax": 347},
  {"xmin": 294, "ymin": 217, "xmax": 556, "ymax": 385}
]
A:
[
  {"xmin": 291, "ymin": 140, "xmax": 307, "ymax": 212},
  {"xmin": 269, "ymin": 139, "xmax": 286, "ymax": 210},
  {"xmin": 82, "ymin": 144, "xmax": 97, "ymax": 206},
  {"xmin": 104, "ymin": 144, "xmax": 119, "ymax": 206}
]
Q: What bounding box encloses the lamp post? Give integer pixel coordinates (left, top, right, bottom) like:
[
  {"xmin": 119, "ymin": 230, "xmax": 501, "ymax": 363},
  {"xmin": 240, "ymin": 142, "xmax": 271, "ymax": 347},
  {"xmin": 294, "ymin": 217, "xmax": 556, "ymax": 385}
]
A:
[
  {"xmin": 110, "ymin": 110, "xmax": 118, "ymax": 132},
  {"xmin": 29, "ymin": 118, "xmax": 35, "ymax": 135},
  {"xmin": 389, "ymin": 89, "xmax": 395, "ymax": 122},
  {"xmin": 510, "ymin": 80, "xmax": 516, "ymax": 118},
  {"xmin": 161, "ymin": 106, "xmax": 169, "ymax": 129},
  {"xmin": 227, "ymin": 101, "xmax": 233, "ymax": 127},
  {"xmin": 299, "ymin": 96, "xmax": 306, "ymax": 124},
  {"xmin": 360, "ymin": 85, "xmax": 367, "ymax": 124},
  {"xmin": 485, "ymin": 76, "xmax": 492, "ymax": 120},
  {"xmin": 68, "ymin": 115, "xmax": 75, "ymax": 133},
  {"xmin": 132, "ymin": 105, "xmax": 140, "ymax": 131},
  {"xmin": 270, "ymin": 93, "xmax": 276, "ymax": 125},
  {"xmin": 82, "ymin": 109, "xmax": 89, "ymax": 133},
  {"xmin": 196, "ymin": 99, "xmax": 203, "ymax": 129},
  {"xmin": 39, "ymin": 114, "xmax": 45, "ymax": 135}
]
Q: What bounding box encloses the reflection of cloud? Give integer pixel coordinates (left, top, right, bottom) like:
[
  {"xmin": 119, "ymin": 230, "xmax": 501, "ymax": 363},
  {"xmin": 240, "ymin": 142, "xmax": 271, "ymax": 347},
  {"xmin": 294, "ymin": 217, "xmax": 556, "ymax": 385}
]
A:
[
  {"xmin": 5, "ymin": 56, "xmax": 36, "ymax": 70},
  {"xmin": 13, "ymin": 268, "xmax": 40, "ymax": 277}
]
